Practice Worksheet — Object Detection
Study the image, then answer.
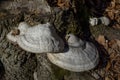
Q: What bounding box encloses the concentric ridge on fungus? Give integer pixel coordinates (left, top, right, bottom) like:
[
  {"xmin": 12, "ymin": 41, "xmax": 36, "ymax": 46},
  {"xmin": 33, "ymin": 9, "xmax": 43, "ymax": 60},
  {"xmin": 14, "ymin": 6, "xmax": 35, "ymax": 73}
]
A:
[
  {"xmin": 47, "ymin": 34, "xmax": 99, "ymax": 72},
  {"xmin": 7, "ymin": 22, "xmax": 64, "ymax": 53}
]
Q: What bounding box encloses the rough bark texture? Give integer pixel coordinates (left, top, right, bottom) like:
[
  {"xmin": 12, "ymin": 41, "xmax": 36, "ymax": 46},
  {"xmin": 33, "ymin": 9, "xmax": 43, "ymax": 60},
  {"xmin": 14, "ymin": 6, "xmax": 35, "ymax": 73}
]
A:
[{"xmin": 0, "ymin": 10, "xmax": 37, "ymax": 80}]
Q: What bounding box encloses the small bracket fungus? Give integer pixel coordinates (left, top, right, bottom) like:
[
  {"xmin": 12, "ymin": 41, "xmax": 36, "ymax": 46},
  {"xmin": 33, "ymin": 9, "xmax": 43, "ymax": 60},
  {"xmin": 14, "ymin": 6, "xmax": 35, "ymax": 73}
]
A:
[
  {"xmin": 89, "ymin": 16, "xmax": 110, "ymax": 26},
  {"xmin": 66, "ymin": 34, "xmax": 85, "ymax": 47},
  {"xmin": 47, "ymin": 34, "xmax": 99, "ymax": 72},
  {"xmin": 7, "ymin": 22, "xmax": 64, "ymax": 53},
  {"xmin": 99, "ymin": 17, "xmax": 110, "ymax": 26},
  {"xmin": 89, "ymin": 18, "xmax": 98, "ymax": 26}
]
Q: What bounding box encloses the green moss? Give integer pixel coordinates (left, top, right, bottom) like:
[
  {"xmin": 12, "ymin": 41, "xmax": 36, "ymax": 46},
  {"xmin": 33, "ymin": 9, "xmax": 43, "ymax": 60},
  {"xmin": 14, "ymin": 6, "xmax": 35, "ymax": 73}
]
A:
[{"xmin": 51, "ymin": 64, "xmax": 70, "ymax": 80}]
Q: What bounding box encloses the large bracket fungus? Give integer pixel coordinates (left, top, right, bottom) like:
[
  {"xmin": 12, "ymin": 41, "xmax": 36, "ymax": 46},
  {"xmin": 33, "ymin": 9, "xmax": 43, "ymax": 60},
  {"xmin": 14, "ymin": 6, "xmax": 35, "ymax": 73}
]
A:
[
  {"xmin": 7, "ymin": 22, "xmax": 64, "ymax": 53},
  {"xmin": 47, "ymin": 34, "xmax": 99, "ymax": 72}
]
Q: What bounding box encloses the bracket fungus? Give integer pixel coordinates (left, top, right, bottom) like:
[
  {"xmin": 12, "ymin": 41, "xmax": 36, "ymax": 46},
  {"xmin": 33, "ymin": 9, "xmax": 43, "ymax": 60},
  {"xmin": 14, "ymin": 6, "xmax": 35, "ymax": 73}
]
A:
[
  {"xmin": 47, "ymin": 34, "xmax": 99, "ymax": 72},
  {"xmin": 89, "ymin": 16, "xmax": 110, "ymax": 26},
  {"xmin": 89, "ymin": 17, "xmax": 98, "ymax": 26},
  {"xmin": 7, "ymin": 22, "xmax": 64, "ymax": 53}
]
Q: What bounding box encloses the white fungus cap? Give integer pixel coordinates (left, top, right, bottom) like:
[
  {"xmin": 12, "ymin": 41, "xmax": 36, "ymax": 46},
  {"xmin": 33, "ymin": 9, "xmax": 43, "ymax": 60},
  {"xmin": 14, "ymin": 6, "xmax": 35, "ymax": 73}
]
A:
[
  {"xmin": 99, "ymin": 16, "xmax": 110, "ymax": 26},
  {"xmin": 66, "ymin": 34, "xmax": 85, "ymax": 47},
  {"xmin": 18, "ymin": 22, "xmax": 30, "ymax": 35},
  {"xmin": 7, "ymin": 22, "xmax": 64, "ymax": 53},
  {"xmin": 89, "ymin": 18, "xmax": 98, "ymax": 26},
  {"xmin": 47, "ymin": 34, "xmax": 99, "ymax": 72}
]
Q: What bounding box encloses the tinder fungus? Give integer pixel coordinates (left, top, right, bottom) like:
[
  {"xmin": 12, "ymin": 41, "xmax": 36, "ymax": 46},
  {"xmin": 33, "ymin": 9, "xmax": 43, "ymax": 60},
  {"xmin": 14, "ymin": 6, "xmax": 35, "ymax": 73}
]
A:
[
  {"xmin": 47, "ymin": 34, "xmax": 99, "ymax": 72},
  {"xmin": 7, "ymin": 22, "xmax": 64, "ymax": 53}
]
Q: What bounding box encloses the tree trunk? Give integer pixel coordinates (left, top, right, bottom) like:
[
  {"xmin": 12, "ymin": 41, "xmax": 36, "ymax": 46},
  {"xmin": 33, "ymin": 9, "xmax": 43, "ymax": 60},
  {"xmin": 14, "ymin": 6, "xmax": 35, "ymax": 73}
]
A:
[{"xmin": 0, "ymin": 0, "xmax": 96, "ymax": 80}]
